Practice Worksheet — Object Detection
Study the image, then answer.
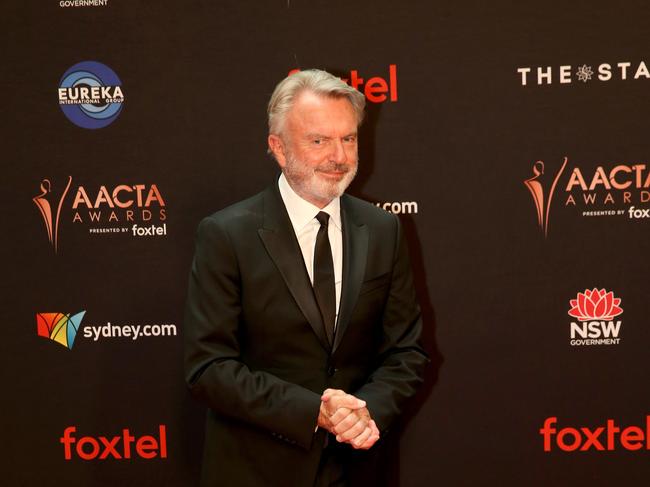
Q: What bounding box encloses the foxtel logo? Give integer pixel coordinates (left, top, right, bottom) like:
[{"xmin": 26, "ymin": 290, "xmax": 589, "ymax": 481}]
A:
[
  {"xmin": 289, "ymin": 65, "xmax": 398, "ymax": 103},
  {"xmin": 540, "ymin": 417, "xmax": 650, "ymax": 452},
  {"xmin": 60, "ymin": 425, "xmax": 167, "ymax": 460}
]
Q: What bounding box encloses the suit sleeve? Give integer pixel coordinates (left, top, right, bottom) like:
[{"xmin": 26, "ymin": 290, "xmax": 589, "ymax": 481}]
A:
[
  {"xmin": 353, "ymin": 215, "xmax": 429, "ymax": 434},
  {"xmin": 184, "ymin": 217, "xmax": 321, "ymax": 450}
]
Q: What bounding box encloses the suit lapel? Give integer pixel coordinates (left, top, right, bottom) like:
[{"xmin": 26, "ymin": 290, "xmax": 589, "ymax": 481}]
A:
[
  {"xmin": 257, "ymin": 184, "xmax": 331, "ymax": 351},
  {"xmin": 333, "ymin": 195, "xmax": 368, "ymax": 353}
]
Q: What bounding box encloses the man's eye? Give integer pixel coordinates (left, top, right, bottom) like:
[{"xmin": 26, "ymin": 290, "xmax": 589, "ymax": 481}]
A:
[{"xmin": 313, "ymin": 139, "xmax": 322, "ymax": 145}]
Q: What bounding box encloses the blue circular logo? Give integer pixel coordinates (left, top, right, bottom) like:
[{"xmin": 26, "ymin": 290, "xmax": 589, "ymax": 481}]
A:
[{"xmin": 58, "ymin": 61, "xmax": 125, "ymax": 129}]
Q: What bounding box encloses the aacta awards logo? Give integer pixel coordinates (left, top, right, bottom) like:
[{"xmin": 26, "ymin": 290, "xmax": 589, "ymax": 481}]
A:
[
  {"xmin": 32, "ymin": 177, "xmax": 72, "ymax": 253},
  {"xmin": 33, "ymin": 176, "xmax": 168, "ymax": 253},
  {"xmin": 288, "ymin": 65, "xmax": 398, "ymax": 103},
  {"xmin": 523, "ymin": 157, "xmax": 568, "ymax": 236},
  {"xmin": 61, "ymin": 425, "xmax": 167, "ymax": 460},
  {"xmin": 540, "ymin": 416, "xmax": 650, "ymax": 452},
  {"xmin": 568, "ymin": 288, "xmax": 623, "ymax": 346},
  {"xmin": 524, "ymin": 156, "xmax": 650, "ymax": 236},
  {"xmin": 58, "ymin": 61, "xmax": 124, "ymax": 129},
  {"xmin": 36, "ymin": 311, "xmax": 86, "ymax": 350}
]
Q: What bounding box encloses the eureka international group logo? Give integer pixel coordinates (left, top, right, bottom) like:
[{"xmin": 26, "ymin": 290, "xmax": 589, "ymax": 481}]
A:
[
  {"xmin": 36, "ymin": 311, "xmax": 86, "ymax": 350},
  {"xmin": 568, "ymin": 288, "xmax": 623, "ymax": 346},
  {"xmin": 58, "ymin": 61, "xmax": 124, "ymax": 129}
]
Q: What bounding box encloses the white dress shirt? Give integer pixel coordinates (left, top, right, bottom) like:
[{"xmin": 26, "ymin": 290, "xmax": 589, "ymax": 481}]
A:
[{"xmin": 278, "ymin": 173, "xmax": 343, "ymax": 323}]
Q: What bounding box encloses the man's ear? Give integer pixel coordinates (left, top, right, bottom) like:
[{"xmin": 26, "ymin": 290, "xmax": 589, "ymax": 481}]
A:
[{"xmin": 268, "ymin": 134, "xmax": 287, "ymax": 168}]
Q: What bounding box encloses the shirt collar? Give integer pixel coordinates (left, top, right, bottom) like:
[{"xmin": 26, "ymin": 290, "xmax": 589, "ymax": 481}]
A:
[{"xmin": 278, "ymin": 173, "xmax": 342, "ymax": 232}]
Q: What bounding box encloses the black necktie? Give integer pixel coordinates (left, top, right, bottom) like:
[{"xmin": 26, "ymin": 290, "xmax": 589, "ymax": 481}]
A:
[{"xmin": 313, "ymin": 211, "xmax": 336, "ymax": 345}]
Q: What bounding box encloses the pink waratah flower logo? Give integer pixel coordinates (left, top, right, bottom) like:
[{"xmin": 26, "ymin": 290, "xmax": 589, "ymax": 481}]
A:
[{"xmin": 568, "ymin": 288, "xmax": 623, "ymax": 321}]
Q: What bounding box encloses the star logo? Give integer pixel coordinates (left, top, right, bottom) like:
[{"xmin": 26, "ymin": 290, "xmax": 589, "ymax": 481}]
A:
[{"xmin": 576, "ymin": 64, "xmax": 594, "ymax": 82}]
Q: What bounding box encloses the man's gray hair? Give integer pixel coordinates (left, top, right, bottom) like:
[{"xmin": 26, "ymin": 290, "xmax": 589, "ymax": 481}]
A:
[{"xmin": 267, "ymin": 69, "xmax": 366, "ymax": 136}]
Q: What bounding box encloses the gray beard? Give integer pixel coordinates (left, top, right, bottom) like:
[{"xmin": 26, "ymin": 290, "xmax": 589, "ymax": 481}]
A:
[{"xmin": 282, "ymin": 153, "xmax": 357, "ymax": 205}]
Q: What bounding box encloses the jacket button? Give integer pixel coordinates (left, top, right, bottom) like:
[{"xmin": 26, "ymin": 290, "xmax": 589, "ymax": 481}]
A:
[{"xmin": 327, "ymin": 366, "xmax": 338, "ymax": 376}]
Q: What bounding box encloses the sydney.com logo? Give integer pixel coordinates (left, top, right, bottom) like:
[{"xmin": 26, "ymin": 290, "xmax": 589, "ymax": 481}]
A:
[
  {"xmin": 36, "ymin": 311, "xmax": 177, "ymax": 350},
  {"xmin": 36, "ymin": 311, "xmax": 86, "ymax": 350}
]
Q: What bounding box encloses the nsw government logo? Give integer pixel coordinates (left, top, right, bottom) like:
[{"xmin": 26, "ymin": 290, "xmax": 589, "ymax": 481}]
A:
[
  {"xmin": 568, "ymin": 288, "xmax": 623, "ymax": 346},
  {"xmin": 58, "ymin": 61, "xmax": 124, "ymax": 129}
]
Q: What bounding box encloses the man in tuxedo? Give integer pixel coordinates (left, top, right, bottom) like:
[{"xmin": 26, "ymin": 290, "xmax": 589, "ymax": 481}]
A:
[{"xmin": 184, "ymin": 69, "xmax": 428, "ymax": 486}]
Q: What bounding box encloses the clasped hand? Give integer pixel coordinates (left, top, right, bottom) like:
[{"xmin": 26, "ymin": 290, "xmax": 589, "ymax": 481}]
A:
[{"xmin": 317, "ymin": 388, "xmax": 380, "ymax": 450}]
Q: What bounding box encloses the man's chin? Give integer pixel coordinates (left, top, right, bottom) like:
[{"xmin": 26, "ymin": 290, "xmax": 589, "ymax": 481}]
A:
[
  {"xmin": 303, "ymin": 183, "xmax": 344, "ymax": 205},
  {"xmin": 316, "ymin": 171, "xmax": 355, "ymax": 194}
]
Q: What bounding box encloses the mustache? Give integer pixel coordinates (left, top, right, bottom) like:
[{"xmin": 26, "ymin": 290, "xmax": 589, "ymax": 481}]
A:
[{"xmin": 315, "ymin": 162, "xmax": 353, "ymax": 173}]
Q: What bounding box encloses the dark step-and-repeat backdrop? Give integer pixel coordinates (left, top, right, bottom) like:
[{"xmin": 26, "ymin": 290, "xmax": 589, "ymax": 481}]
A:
[{"xmin": 3, "ymin": 2, "xmax": 649, "ymax": 486}]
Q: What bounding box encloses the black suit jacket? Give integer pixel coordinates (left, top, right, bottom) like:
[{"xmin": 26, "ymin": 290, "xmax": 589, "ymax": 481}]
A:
[{"xmin": 184, "ymin": 181, "xmax": 428, "ymax": 487}]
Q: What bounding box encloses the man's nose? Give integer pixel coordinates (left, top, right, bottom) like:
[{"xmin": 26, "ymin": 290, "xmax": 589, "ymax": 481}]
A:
[{"xmin": 330, "ymin": 139, "xmax": 347, "ymax": 164}]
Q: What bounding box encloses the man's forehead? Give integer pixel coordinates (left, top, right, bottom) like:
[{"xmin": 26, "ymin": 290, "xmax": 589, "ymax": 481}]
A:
[
  {"xmin": 288, "ymin": 91, "xmax": 357, "ymax": 126},
  {"xmin": 299, "ymin": 89, "xmax": 354, "ymax": 108}
]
